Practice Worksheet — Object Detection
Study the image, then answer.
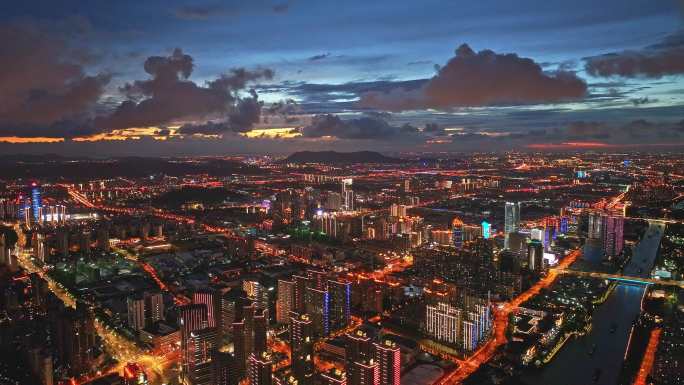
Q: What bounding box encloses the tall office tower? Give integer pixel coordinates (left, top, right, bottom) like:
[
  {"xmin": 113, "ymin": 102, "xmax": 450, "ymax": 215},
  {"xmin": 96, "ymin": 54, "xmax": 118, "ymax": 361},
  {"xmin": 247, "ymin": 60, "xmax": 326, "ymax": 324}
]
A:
[
  {"xmin": 248, "ymin": 352, "xmax": 273, "ymax": 385},
  {"xmin": 305, "ymin": 286, "xmax": 330, "ymax": 338},
  {"xmin": 145, "ymin": 292, "xmax": 164, "ymax": 325},
  {"xmin": 601, "ymin": 215, "xmax": 625, "ymax": 258},
  {"xmin": 55, "ymin": 305, "xmax": 96, "ymax": 377},
  {"xmin": 30, "ymin": 182, "xmax": 41, "ymax": 222},
  {"xmin": 276, "ymin": 279, "xmax": 295, "ymax": 324},
  {"xmin": 347, "ymin": 359, "xmax": 379, "ymax": 385},
  {"xmin": 220, "ymin": 288, "xmax": 248, "ymax": 337},
  {"xmin": 425, "ymin": 302, "xmax": 462, "ymax": 345},
  {"xmin": 451, "ymin": 218, "xmax": 464, "ymax": 249},
  {"xmin": 290, "ymin": 314, "xmax": 315, "ymax": 385},
  {"xmin": 504, "ymin": 202, "xmax": 521, "ymax": 249},
  {"xmin": 123, "ymin": 363, "xmax": 149, "ymax": 385},
  {"xmin": 233, "ymin": 304, "xmax": 268, "ymax": 376},
  {"xmin": 293, "ymin": 275, "xmax": 312, "ymax": 314},
  {"xmin": 193, "ymin": 289, "xmax": 218, "ymax": 328},
  {"xmin": 127, "ymin": 295, "xmax": 146, "ymax": 331},
  {"xmin": 179, "ymin": 304, "xmax": 209, "ymax": 379},
  {"xmin": 188, "ymin": 327, "xmax": 218, "ymax": 385},
  {"xmin": 588, "ymin": 213, "xmax": 603, "ymax": 239},
  {"xmin": 320, "ymin": 369, "xmax": 347, "ymax": 385},
  {"xmin": 527, "ymin": 240, "xmax": 544, "ymax": 272},
  {"xmin": 328, "ymin": 280, "xmax": 351, "ymax": 332},
  {"xmin": 374, "ymin": 340, "xmax": 400, "ymax": 385},
  {"xmin": 214, "ymin": 351, "xmax": 239, "ymax": 385}
]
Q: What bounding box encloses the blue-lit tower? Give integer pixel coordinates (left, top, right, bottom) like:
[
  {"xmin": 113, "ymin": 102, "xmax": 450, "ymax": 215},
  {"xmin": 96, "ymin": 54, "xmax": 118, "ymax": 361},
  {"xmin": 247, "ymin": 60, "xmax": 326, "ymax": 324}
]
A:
[
  {"xmin": 30, "ymin": 182, "xmax": 41, "ymax": 222},
  {"xmin": 481, "ymin": 220, "xmax": 491, "ymax": 239},
  {"xmin": 452, "ymin": 217, "xmax": 464, "ymax": 249}
]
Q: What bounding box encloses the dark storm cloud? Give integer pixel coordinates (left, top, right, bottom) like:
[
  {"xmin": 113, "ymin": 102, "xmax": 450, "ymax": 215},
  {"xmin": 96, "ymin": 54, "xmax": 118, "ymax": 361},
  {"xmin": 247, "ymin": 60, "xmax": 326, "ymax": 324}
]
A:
[
  {"xmin": 0, "ymin": 24, "xmax": 110, "ymax": 133},
  {"xmin": 96, "ymin": 49, "xmax": 274, "ymax": 133},
  {"xmin": 300, "ymin": 114, "xmax": 420, "ymax": 140},
  {"xmin": 585, "ymin": 31, "xmax": 684, "ymax": 78},
  {"xmin": 359, "ymin": 44, "xmax": 587, "ymax": 111}
]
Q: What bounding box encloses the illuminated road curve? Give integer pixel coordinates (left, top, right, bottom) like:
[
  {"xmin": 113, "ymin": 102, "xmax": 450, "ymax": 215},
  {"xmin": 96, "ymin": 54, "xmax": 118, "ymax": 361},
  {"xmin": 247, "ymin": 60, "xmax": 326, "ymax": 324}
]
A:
[
  {"xmin": 437, "ymin": 248, "xmax": 582, "ymax": 385},
  {"xmin": 552, "ymin": 269, "xmax": 684, "ymax": 288}
]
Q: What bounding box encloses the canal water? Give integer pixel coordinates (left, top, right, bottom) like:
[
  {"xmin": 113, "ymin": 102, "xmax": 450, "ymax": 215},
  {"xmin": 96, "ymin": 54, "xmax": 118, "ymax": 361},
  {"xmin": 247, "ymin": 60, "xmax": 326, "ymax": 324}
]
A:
[{"xmin": 523, "ymin": 222, "xmax": 664, "ymax": 385}]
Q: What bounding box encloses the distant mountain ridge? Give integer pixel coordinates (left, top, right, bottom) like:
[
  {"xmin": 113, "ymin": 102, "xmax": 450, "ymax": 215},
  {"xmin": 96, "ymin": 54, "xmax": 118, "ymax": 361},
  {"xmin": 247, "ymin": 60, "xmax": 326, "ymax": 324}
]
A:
[{"xmin": 283, "ymin": 151, "xmax": 400, "ymax": 164}]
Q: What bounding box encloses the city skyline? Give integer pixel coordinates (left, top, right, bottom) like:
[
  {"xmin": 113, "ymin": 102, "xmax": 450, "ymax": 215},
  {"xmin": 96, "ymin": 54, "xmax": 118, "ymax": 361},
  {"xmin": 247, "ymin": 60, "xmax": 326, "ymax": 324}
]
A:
[{"xmin": 1, "ymin": 1, "xmax": 684, "ymax": 156}]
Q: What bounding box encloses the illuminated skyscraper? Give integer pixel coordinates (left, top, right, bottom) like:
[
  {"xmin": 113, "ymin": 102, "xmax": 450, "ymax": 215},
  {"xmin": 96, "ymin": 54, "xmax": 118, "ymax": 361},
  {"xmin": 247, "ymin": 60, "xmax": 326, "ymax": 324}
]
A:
[
  {"xmin": 293, "ymin": 275, "xmax": 311, "ymax": 314},
  {"xmin": 328, "ymin": 280, "xmax": 351, "ymax": 332},
  {"xmin": 451, "ymin": 218, "xmax": 463, "ymax": 249},
  {"xmin": 601, "ymin": 215, "xmax": 624, "ymax": 258},
  {"xmin": 30, "ymin": 182, "xmax": 41, "ymax": 222},
  {"xmin": 179, "ymin": 304, "xmax": 209, "ymax": 379},
  {"xmin": 127, "ymin": 295, "xmax": 146, "ymax": 331},
  {"xmin": 214, "ymin": 351, "xmax": 239, "ymax": 385},
  {"xmin": 347, "ymin": 359, "xmax": 379, "ymax": 385},
  {"xmin": 193, "ymin": 289, "xmax": 218, "ymax": 328},
  {"xmin": 462, "ymin": 320, "xmax": 478, "ymax": 352},
  {"xmin": 188, "ymin": 327, "xmax": 218, "ymax": 385},
  {"xmin": 248, "ymin": 352, "xmax": 273, "ymax": 385},
  {"xmin": 220, "ymin": 288, "xmax": 248, "ymax": 337},
  {"xmin": 320, "ymin": 369, "xmax": 347, "ymax": 385},
  {"xmin": 290, "ymin": 313, "xmax": 314, "ymax": 385},
  {"xmin": 504, "ymin": 202, "xmax": 521, "ymax": 249},
  {"xmin": 374, "ymin": 339, "xmax": 400, "ymax": 385},
  {"xmin": 54, "ymin": 305, "xmax": 96, "ymax": 377},
  {"xmin": 305, "ymin": 287, "xmax": 330, "ymax": 337},
  {"xmin": 345, "ymin": 330, "xmax": 373, "ymax": 364},
  {"xmin": 588, "ymin": 213, "xmax": 603, "ymax": 239},
  {"xmin": 145, "ymin": 292, "xmax": 164, "ymax": 325},
  {"xmin": 527, "ymin": 241, "xmax": 543, "ymax": 271},
  {"xmin": 481, "ymin": 220, "xmax": 491, "ymax": 239},
  {"xmin": 346, "ymin": 330, "xmax": 378, "ymax": 385},
  {"xmin": 276, "ymin": 279, "xmax": 295, "ymax": 324},
  {"xmin": 233, "ymin": 304, "xmax": 268, "ymax": 376},
  {"xmin": 425, "ymin": 302, "xmax": 462, "ymax": 345}
]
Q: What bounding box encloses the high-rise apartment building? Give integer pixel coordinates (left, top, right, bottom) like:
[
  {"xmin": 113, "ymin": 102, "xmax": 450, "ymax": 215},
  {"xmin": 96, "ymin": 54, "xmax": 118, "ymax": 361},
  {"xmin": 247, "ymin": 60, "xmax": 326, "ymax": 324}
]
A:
[{"xmin": 374, "ymin": 339, "xmax": 400, "ymax": 385}]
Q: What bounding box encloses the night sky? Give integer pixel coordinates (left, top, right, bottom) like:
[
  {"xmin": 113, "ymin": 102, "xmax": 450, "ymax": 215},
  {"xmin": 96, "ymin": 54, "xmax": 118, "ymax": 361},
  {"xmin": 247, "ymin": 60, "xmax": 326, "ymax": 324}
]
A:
[{"xmin": 1, "ymin": 0, "xmax": 683, "ymax": 155}]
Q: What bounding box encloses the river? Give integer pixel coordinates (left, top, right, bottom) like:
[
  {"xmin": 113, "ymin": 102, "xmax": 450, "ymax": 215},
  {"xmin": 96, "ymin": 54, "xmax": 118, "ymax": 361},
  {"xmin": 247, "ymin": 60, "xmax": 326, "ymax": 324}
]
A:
[{"xmin": 523, "ymin": 222, "xmax": 665, "ymax": 385}]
